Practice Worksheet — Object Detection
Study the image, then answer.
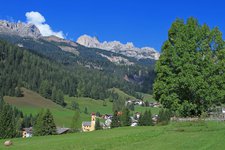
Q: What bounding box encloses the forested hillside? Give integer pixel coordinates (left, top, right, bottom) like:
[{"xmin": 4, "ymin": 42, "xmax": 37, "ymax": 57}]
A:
[
  {"xmin": 0, "ymin": 34, "xmax": 156, "ymax": 94},
  {"xmin": 0, "ymin": 40, "xmax": 144, "ymax": 105}
]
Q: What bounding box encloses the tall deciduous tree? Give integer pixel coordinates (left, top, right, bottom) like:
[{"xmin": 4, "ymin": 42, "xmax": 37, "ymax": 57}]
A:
[{"xmin": 154, "ymin": 17, "xmax": 225, "ymax": 116}]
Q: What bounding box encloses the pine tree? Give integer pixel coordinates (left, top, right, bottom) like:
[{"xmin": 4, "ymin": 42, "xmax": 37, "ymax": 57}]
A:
[
  {"xmin": 95, "ymin": 118, "xmax": 102, "ymax": 130},
  {"xmin": 121, "ymin": 108, "xmax": 131, "ymax": 126},
  {"xmin": 138, "ymin": 110, "xmax": 153, "ymax": 126},
  {"xmin": 42, "ymin": 109, "xmax": 57, "ymax": 135},
  {"xmin": 33, "ymin": 110, "xmax": 45, "ymax": 136},
  {"xmin": 111, "ymin": 111, "xmax": 120, "ymax": 128},
  {"xmin": 84, "ymin": 107, "xmax": 88, "ymax": 114},
  {"xmin": 0, "ymin": 100, "xmax": 16, "ymax": 139},
  {"xmin": 157, "ymin": 109, "xmax": 171, "ymax": 125}
]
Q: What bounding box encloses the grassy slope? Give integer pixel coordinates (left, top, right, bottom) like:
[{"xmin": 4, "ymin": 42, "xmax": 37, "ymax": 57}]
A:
[
  {"xmin": 109, "ymin": 88, "xmax": 136, "ymax": 100},
  {"xmin": 1, "ymin": 121, "xmax": 225, "ymax": 150},
  {"xmin": 4, "ymin": 88, "xmax": 89, "ymax": 127},
  {"xmin": 4, "ymin": 87, "xmax": 159, "ymax": 127},
  {"xmin": 65, "ymin": 88, "xmax": 160, "ymax": 115},
  {"xmin": 65, "ymin": 96, "xmax": 113, "ymax": 114}
]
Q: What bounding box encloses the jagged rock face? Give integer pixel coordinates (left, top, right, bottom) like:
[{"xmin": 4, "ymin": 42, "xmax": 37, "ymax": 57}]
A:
[
  {"xmin": 0, "ymin": 20, "xmax": 41, "ymax": 38},
  {"xmin": 77, "ymin": 34, "xmax": 160, "ymax": 60}
]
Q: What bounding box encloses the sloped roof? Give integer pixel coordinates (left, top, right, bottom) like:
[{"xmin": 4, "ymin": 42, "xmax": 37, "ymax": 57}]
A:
[
  {"xmin": 23, "ymin": 127, "xmax": 33, "ymax": 134},
  {"xmin": 56, "ymin": 127, "xmax": 70, "ymax": 134},
  {"xmin": 82, "ymin": 122, "xmax": 91, "ymax": 126}
]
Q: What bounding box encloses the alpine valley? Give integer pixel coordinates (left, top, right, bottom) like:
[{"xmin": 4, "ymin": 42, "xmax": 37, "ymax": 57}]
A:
[{"xmin": 0, "ymin": 20, "xmax": 159, "ymax": 102}]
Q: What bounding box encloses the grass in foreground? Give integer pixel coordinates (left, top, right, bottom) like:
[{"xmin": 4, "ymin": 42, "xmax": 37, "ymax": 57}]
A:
[{"xmin": 0, "ymin": 121, "xmax": 225, "ymax": 150}]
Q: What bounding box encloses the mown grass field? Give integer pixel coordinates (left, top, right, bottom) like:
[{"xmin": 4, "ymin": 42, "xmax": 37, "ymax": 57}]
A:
[
  {"xmin": 1, "ymin": 121, "xmax": 225, "ymax": 150},
  {"xmin": 3, "ymin": 88, "xmax": 89, "ymax": 127}
]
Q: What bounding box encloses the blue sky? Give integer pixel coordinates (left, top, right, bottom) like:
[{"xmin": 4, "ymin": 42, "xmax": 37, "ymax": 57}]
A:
[{"xmin": 0, "ymin": 0, "xmax": 225, "ymax": 51}]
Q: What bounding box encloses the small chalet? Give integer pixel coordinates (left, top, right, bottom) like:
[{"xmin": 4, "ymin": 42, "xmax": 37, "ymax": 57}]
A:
[
  {"xmin": 22, "ymin": 127, "xmax": 33, "ymax": 138},
  {"xmin": 22, "ymin": 127, "xmax": 70, "ymax": 138}
]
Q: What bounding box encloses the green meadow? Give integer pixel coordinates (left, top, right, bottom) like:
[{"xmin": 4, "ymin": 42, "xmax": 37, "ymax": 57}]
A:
[
  {"xmin": 1, "ymin": 121, "xmax": 225, "ymax": 150},
  {"xmin": 4, "ymin": 88, "xmax": 159, "ymax": 127}
]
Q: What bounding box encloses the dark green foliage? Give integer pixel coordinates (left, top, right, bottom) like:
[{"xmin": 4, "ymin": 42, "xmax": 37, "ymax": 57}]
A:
[
  {"xmin": 96, "ymin": 112, "xmax": 101, "ymax": 117},
  {"xmin": 111, "ymin": 111, "xmax": 121, "ymax": 128},
  {"xmin": 71, "ymin": 101, "xmax": 80, "ymax": 110},
  {"xmin": 0, "ymin": 40, "xmax": 152, "ymax": 105},
  {"xmin": 113, "ymin": 98, "xmax": 125, "ymax": 112},
  {"xmin": 0, "ymin": 99, "xmax": 16, "ymax": 139},
  {"xmin": 71, "ymin": 110, "xmax": 80, "ymax": 132},
  {"xmin": 157, "ymin": 109, "xmax": 171, "ymax": 125},
  {"xmin": 154, "ymin": 17, "xmax": 225, "ymax": 116},
  {"xmin": 84, "ymin": 107, "xmax": 88, "ymax": 114},
  {"xmin": 42, "ymin": 109, "xmax": 57, "ymax": 135},
  {"xmin": 33, "ymin": 110, "xmax": 45, "ymax": 136},
  {"xmin": 95, "ymin": 118, "xmax": 102, "ymax": 130},
  {"xmin": 0, "ymin": 99, "xmax": 35, "ymax": 139},
  {"xmin": 127, "ymin": 103, "xmax": 135, "ymax": 111},
  {"xmin": 39, "ymin": 80, "xmax": 52, "ymax": 99},
  {"xmin": 138, "ymin": 110, "xmax": 153, "ymax": 126},
  {"xmin": 15, "ymin": 87, "xmax": 23, "ymax": 97},
  {"xmin": 33, "ymin": 109, "xmax": 56, "ymax": 136},
  {"xmin": 121, "ymin": 108, "xmax": 131, "ymax": 126},
  {"xmin": 102, "ymin": 100, "xmax": 107, "ymax": 106}
]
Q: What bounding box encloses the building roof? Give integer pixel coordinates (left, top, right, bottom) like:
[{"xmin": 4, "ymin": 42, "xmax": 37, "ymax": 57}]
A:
[
  {"xmin": 82, "ymin": 121, "xmax": 91, "ymax": 126},
  {"xmin": 56, "ymin": 127, "xmax": 70, "ymax": 134},
  {"xmin": 23, "ymin": 127, "xmax": 33, "ymax": 134}
]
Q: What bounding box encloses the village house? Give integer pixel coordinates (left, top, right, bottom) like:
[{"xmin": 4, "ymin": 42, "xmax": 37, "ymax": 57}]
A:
[
  {"xmin": 56, "ymin": 127, "xmax": 70, "ymax": 134},
  {"xmin": 82, "ymin": 113, "xmax": 96, "ymax": 132},
  {"xmin": 22, "ymin": 127, "xmax": 70, "ymax": 138},
  {"xmin": 22, "ymin": 127, "xmax": 33, "ymax": 138}
]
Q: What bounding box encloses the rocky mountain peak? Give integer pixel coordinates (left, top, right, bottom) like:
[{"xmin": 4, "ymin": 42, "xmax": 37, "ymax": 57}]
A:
[
  {"xmin": 77, "ymin": 34, "xmax": 100, "ymax": 47},
  {"xmin": 77, "ymin": 34, "xmax": 160, "ymax": 60},
  {"xmin": 0, "ymin": 20, "xmax": 41, "ymax": 38}
]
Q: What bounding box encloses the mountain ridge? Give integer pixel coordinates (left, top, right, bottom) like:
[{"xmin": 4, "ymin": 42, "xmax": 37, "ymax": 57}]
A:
[{"xmin": 77, "ymin": 34, "xmax": 160, "ymax": 60}]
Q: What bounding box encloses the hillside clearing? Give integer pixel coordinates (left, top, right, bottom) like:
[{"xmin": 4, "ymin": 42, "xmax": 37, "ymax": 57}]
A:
[{"xmin": 3, "ymin": 88, "xmax": 89, "ymax": 127}]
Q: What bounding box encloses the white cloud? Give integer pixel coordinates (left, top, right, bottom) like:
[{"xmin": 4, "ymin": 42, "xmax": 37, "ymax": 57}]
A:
[{"xmin": 25, "ymin": 11, "xmax": 64, "ymax": 39}]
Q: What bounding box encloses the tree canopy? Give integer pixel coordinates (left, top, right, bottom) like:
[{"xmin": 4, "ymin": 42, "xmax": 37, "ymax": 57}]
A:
[{"xmin": 153, "ymin": 17, "xmax": 225, "ymax": 116}]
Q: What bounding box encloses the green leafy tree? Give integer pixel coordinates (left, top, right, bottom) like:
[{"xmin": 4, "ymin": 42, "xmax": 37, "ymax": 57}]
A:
[{"xmin": 153, "ymin": 17, "xmax": 225, "ymax": 116}]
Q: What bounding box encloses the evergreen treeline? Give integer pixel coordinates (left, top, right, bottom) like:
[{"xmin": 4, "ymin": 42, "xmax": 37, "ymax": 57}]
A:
[
  {"xmin": 0, "ymin": 40, "xmax": 146, "ymax": 105},
  {"xmin": 0, "ymin": 98, "xmax": 35, "ymax": 139}
]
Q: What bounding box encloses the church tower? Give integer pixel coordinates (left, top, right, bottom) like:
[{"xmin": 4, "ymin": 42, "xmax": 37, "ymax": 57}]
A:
[{"xmin": 90, "ymin": 113, "xmax": 96, "ymax": 131}]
